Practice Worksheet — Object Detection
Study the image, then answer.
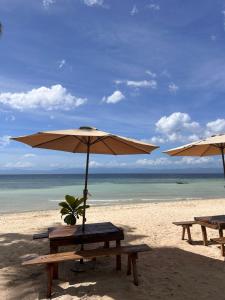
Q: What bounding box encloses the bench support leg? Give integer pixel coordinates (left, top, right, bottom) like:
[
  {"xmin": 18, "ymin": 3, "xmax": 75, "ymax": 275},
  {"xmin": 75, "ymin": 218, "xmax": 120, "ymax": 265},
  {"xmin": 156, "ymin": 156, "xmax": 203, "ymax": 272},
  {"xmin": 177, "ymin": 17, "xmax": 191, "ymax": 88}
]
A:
[
  {"xmin": 182, "ymin": 226, "xmax": 186, "ymax": 240},
  {"xmin": 217, "ymin": 229, "xmax": 224, "ymax": 256},
  {"xmin": 127, "ymin": 254, "xmax": 131, "ymax": 275},
  {"xmin": 116, "ymin": 240, "xmax": 121, "ymax": 271},
  {"xmin": 201, "ymin": 226, "xmax": 208, "ymax": 246},
  {"xmin": 104, "ymin": 241, "xmax": 110, "ymax": 248},
  {"xmin": 220, "ymin": 243, "xmax": 225, "ymax": 257},
  {"xmin": 131, "ymin": 254, "xmax": 138, "ymax": 286},
  {"xmin": 50, "ymin": 244, "xmax": 58, "ymax": 279},
  {"xmin": 47, "ymin": 263, "xmax": 53, "ymax": 298},
  {"xmin": 186, "ymin": 226, "xmax": 192, "ymax": 244}
]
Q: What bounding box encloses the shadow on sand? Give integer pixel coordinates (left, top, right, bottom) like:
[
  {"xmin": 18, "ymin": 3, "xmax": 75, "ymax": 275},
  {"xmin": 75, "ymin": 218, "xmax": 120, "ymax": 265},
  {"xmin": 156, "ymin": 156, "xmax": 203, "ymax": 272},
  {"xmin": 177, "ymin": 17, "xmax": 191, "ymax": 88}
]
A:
[{"xmin": 1, "ymin": 224, "xmax": 225, "ymax": 299}]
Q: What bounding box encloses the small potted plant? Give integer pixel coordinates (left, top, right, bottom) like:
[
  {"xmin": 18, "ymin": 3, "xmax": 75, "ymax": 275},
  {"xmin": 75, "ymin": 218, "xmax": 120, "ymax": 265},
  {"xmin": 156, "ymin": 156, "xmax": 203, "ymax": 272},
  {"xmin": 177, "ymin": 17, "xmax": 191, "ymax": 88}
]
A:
[{"xmin": 59, "ymin": 195, "xmax": 89, "ymax": 225}]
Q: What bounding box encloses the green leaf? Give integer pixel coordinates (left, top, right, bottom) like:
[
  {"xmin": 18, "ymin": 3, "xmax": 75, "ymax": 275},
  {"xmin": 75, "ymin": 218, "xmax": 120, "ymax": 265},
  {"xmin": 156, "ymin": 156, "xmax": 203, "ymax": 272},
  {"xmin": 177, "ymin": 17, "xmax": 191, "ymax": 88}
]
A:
[
  {"xmin": 65, "ymin": 195, "xmax": 77, "ymax": 209},
  {"xmin": 58, "ymin": 201, "xmax": 72, "ymax": 211},
  {"xmin": 75, "ymin": 197, "xmax": 85, "ymax": 207},
  {"xmin": 60, "ymin": 207, "xmax": 70, "ymax": 216},
  {"xmin": 64, "ymin": 214, "xmax": 76, "ymax": 225}
]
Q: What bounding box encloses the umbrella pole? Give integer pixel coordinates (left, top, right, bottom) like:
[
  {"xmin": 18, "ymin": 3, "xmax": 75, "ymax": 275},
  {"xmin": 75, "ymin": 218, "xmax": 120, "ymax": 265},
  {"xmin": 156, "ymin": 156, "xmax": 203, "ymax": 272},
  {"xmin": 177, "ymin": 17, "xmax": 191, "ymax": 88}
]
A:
[
  {"xmin": 82, "ymin": 138, "xmax": 90, "ymax": 232},
  {"xmin": 221, "ymin": 146, "xmax": 225, "ymax": 180}
]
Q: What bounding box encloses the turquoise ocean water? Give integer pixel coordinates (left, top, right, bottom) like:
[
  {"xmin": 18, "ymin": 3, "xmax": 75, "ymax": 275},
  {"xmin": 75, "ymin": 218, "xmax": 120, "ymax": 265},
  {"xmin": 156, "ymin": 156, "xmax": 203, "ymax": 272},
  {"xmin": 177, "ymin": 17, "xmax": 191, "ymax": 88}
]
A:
[{"xmin": 0, "ymin": 174, "xmax": 225, "ymax": 213}]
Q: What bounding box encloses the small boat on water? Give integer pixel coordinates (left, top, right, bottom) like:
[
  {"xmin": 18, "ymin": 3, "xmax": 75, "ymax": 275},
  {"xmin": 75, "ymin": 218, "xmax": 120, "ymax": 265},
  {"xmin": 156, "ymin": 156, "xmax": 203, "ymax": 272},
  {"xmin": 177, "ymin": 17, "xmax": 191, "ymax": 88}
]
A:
[{"xmin": 176, "ymin": 180, "xmax": 188, "ymax": 184}]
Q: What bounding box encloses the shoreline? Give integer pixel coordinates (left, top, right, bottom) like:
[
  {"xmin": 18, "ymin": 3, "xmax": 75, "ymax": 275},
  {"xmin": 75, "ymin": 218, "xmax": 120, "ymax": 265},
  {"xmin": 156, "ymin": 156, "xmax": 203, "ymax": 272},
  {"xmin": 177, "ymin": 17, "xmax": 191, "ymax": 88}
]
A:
[{"xmin": 1, "ymin": 196, "xmax": 225, "ymax": 216}]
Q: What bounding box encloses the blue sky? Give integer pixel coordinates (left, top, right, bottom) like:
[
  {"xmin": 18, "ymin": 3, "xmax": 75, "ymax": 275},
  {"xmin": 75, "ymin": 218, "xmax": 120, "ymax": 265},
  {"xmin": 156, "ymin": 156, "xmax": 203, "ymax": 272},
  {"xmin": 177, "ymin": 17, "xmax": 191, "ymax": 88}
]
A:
[{"xmin": 0, "ymin": 0, "xmax": 225, "ymax": 173}]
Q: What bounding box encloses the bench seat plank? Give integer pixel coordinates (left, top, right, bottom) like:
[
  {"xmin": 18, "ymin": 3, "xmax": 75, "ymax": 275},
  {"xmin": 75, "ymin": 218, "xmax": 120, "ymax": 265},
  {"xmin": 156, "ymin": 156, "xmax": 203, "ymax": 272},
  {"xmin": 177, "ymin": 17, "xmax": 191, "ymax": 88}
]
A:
[
  {"xmin": 173, "ymin": 221, "xmax": 196, "ymax": 226},
  {"xmin": 23, "ymin": 244, "xmax": 151, "ymax": 266},
  {"xmin": 23, "ymin": 243, "xmax": 151, "ymax": 297}
]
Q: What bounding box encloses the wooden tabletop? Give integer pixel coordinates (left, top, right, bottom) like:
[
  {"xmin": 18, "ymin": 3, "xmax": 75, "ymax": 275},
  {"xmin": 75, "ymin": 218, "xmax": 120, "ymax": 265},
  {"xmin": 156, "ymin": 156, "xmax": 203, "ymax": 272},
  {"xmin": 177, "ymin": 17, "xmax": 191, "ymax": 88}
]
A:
[
  {"xmin": 194, "ymin": 215, "xmax": 225, "ymax": 229},
  {"xmin": 48, "ymin": 222, "xmax": 124, "ymax": 244}
]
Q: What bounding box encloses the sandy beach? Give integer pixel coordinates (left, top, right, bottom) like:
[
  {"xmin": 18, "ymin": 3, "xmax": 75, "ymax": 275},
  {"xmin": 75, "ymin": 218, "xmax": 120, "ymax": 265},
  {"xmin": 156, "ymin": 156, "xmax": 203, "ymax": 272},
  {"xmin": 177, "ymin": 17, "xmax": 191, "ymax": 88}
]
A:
[{"xmin": 1, "ymin": 199, "xmax": 225, "ymax": 300}]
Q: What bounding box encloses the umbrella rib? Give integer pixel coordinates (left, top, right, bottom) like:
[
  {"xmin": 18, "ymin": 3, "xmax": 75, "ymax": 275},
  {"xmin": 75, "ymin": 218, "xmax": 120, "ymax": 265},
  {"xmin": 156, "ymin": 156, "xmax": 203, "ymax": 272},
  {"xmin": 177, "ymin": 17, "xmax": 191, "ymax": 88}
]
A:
[
  {"xmin": 72, "ymin": 139, "xmax": 82, "ymax": 153},
  {"xmin": 200, "ymin": 144, "xmax": 211, "ymax": 157},
  {"xmin": 73, "ymin": 136, "xmax": 88, "ymax": 145},
  {"xmin": 91, "ymin": 136, "xmax": 108, "ymax": 145},
  {"xmin": 32, "ymin": 135, "xmax": 70, "ymax": 148},
  {"xmin": 169, "ymin": 145, "xmax": 195, "ymax": 156},
  {"xmin": 101, "ymin": 140, "xmax": 117, "ymax": 155},
  {"xmin": 109, "ymin": 136, "xmax": 151, "ymax": 154}
]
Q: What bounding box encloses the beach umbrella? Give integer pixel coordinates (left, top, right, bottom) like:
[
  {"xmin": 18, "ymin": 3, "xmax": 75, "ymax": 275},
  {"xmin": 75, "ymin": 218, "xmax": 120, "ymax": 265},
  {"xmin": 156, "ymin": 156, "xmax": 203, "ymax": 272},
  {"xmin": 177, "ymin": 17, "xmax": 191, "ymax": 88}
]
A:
[
  {"xmin": 12, "ymin": 126, "xmax": 158, "ymax": 230},
  {"xmin": 164, "ymin": 134, "xmax": 225, "ymax": 179}
]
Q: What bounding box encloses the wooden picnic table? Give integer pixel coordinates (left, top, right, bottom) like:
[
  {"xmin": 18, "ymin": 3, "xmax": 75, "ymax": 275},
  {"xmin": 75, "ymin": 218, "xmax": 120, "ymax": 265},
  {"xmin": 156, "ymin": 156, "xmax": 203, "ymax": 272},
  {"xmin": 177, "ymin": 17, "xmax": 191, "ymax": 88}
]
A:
[
  {"xmin": 194, "ymin": 215, "xmax": 225, "ymax": 246},
  {"xmin": 48, "ymin": 222, "xmax": 124, "ymax": 278}
]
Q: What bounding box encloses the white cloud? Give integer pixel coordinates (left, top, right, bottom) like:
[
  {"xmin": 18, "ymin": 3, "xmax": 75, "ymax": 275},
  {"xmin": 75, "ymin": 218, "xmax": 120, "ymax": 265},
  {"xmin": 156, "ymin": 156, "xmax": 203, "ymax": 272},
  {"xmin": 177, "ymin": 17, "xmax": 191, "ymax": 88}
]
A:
[
  {"xmin": 115, "ymin": 79, "xmax": 157, "ymax": 89},
  {"xmin": 156, "ymin": 112, "xmax": 200, "ymax": 134},
  {"xmin": 0, "ymin": 84, "xmax": 87, "ymax": 111},
  {"xmin": 150, "ymin": 112, "xmax": 201, "ymax": 144},
  {"xmin": 58, "ymin": 59, "xmax": 66, "ymax": 69},
  {"xmin": 206, "ymin": 119, "xmax": 225, "ymax": 135},
  {"xmin": 168, "ymin": 83, "xmax": 179, "ymax": 93},
  {"xmin": 23, "ymin": 153, "xmax": 36, "ymax": 158},
  {"xmin": 222, "ymin": 10, "xmax": 225, "ymax": 30},
  {"xmin": 102, "ymin": 90, "xmax": 125, "ymax": 104},
  {"xmin": 150, "ymin": 113, "xmax": 225, "ymax": 145},
  {"xmin": 127, "ymin": 80, "xmax": 157, "ymax": 89},
  {"xmin": 136, "ymin": 157, "xmax": 171, "ymax": 166},
  {"xmin": 4, "ymin": 161, "xmax": 34, "ymax": 169},
  {"xmin": 136, "ymin": 156, "xmax": 214, "ymax": 167},
  {"xmin": 130, "ymin": 5, "xmax": 138, "ymax": 16},
  {"xmin": 147, "ymin": 3, "xmax": 160, "ymax": 11},
  {"xmin": 161, "ymin": 69, "xmax": 171, "ymax": 78},
  {"xmin": 146, "ymin": 70, "xmax": 157, "ymax": 78},
  {"xmin": 5, "ymin": 115, "xmax": 15, "ymax": 122},
  {"xmin": 210, "ymin": 35, "xmax": 217, "ymax": 41},
  {"xmin": 89, "ymin": 160, "xmax": 127, "ymax": 168},
  {"xmin": 178, "ymin": 157, "xmax": 213, "ymax": 165},
  {"xmin": 0, "ymin": 135, "xmax": 11, "ymax": 148},
  {"xmin": 114, "ymin": 80, "xmax": 123, "ymax": 85},
  {"xmin": 42, "ymin": 0, "xmax": 54, "ymax": 9},
  {"xmin": 83, "ymin": 0, "xmax": 104, "ymax": 7}
]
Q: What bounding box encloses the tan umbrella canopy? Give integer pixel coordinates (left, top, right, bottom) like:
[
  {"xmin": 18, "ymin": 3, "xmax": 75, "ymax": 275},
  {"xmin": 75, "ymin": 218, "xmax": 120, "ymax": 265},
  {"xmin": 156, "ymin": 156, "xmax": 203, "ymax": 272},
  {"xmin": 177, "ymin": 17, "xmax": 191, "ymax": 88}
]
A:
[
  {"xmin": 164, "ymin": 134, "xmax": 225, "ymax": 178},
  {"xmin": 12, "ymin": 126, "xmax": 158, "ymax": 230}
]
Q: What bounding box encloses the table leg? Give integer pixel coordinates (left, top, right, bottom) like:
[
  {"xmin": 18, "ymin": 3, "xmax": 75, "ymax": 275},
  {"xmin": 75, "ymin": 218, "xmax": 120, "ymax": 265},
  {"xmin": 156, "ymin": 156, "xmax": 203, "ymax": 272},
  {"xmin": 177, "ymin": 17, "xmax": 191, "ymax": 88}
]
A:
[
  {"xmin": 186, "ymin": 226, "xmax": 192, "ymax": 244},
  {"xmin": 218, "ymin": 229, "xmax": 224, "ymax": 256},
  {"xmin": 181, "ymin": 226, "xmax": 186, "ymax": 240},
  {"xmin": 116, "ymin": 240, "xmax": 121, "ymax": 271},
  {"xmin": 201, "ymin": 226, "xmax": 208, "ymax": 246},
  {"xmin": 50, "ymin": 244, "xmax": 58, "ymax": 279},
  {"xmin": 131, "ymin": 253, "xmax": 138, "ymax": 286},
  {"xmin": 46, "ymin": 263, "xmax": 53, "ymax": 298},
  {"xmin": 127, "ymin": 254, "xmax": 131, "ymax": 275}
]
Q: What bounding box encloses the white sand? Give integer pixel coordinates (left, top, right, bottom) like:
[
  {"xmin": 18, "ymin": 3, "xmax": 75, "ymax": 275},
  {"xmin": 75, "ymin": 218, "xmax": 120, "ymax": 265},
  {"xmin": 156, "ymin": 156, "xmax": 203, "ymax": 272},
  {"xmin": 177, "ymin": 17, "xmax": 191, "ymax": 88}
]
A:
[{"xmin": 1, "ymin": 199, "xmax": 225, "ymax": 300}]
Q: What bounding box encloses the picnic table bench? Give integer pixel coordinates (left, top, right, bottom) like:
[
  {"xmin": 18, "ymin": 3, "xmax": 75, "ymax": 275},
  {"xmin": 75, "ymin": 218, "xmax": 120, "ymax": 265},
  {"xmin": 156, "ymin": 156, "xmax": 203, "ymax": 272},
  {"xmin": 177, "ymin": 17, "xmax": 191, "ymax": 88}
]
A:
[
  {"xmin": 173, "ymin": 221, "xmax": 196, "ymax": 243},
  {"xmin": 23, "ymin": 244, "xmax": 151, "ymax": 298},
  {"xmin": 194, "ymin": 215, "xmax": 225, "ymax": 246},
  {"xmin": 33, "ymin": 222, "xmax": 125, "ymax": 279}
]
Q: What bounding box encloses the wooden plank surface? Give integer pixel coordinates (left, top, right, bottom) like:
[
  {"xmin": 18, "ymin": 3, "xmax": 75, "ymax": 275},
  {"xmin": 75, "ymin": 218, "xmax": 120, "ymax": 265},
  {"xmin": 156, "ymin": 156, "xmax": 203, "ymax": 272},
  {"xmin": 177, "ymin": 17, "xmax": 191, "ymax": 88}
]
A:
[
  {"xmin": 173, "ymin": 221, "xmax": 196, "ymax": 226},
  {"xmin": 49, "ymin": 222, "xmax": 122, "ymax": 239},
  {"xmin": 211, "ymin": 237, "xmax": 225, "ymax": 244},
  {"xmin": 23, "ymin": 244, "xmax": 151, "ymax": 265},
  {"xmin": 195, "ymin": 215, "xmax": 225, "ymax": 229}
]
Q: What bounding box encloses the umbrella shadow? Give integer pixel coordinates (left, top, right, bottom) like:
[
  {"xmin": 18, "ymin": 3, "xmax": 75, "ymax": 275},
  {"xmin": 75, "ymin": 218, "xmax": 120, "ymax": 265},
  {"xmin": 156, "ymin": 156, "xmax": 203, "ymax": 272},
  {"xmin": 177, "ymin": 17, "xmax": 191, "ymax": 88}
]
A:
[{"xmin": 2, "ymin": 224, "xmax": 225, "ymax": 299}]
